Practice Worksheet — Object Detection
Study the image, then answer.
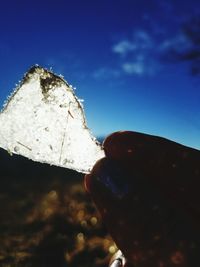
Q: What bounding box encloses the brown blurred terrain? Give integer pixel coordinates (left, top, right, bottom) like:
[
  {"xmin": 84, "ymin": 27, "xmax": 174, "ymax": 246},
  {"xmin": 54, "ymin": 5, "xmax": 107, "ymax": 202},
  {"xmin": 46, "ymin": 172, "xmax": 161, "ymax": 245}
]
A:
[{"xmin": 0, "ymin": 148, "xmax": 116, "ymax": 267}]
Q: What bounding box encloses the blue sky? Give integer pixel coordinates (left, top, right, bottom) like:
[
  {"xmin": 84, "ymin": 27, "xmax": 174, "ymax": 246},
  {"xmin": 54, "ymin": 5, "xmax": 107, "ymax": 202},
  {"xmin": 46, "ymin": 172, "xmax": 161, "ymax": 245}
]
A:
[{"xmin": 0, "ymin": 0, "xmax": 200, "ymax": 149}]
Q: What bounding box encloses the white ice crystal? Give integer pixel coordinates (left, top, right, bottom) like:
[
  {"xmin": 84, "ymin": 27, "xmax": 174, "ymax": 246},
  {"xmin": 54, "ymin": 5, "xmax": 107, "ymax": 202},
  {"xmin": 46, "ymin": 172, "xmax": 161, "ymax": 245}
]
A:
[{"xmin": 0, "ymin": 66, "xmax": 104, "ymax": 173}]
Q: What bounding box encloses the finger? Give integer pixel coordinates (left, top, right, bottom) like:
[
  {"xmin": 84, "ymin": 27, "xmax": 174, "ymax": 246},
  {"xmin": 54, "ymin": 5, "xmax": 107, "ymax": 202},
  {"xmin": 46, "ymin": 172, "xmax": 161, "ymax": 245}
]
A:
[
  {"xmin": 85, "ymin": 156, "xmax": 200, "ymax": 267},
  {"xmin": 103, "ymin": 130, "xmax": 199, "ymax": 165},
  {"xmin": 103, "ymin": 131, "xmax": 154, "ymax": 161},
  {"xmin": 103, "ymin": 131, "xmax": 200, "ymax": 226},
  {"xmin": 85, "ymin": 131, "xmax": 200, "ymax": 266},
  {"xmin": 103, "ymin": 131, "xmax": 179, "ymax": 175}
]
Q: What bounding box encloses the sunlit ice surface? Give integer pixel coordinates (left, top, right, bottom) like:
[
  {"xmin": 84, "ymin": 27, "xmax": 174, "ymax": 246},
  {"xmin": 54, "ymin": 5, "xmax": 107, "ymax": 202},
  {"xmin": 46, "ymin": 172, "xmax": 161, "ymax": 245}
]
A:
[{"xmin": 0, "ymin": 66, "xmax": 104, "ymax": 173}]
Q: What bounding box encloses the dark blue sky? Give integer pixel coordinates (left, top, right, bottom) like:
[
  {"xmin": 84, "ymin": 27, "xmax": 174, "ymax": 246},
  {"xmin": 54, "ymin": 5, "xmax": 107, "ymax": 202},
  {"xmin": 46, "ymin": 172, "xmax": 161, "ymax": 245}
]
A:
[{"xmin": 0, "ymin": 0, "xmax": 200, "ymax": 148}]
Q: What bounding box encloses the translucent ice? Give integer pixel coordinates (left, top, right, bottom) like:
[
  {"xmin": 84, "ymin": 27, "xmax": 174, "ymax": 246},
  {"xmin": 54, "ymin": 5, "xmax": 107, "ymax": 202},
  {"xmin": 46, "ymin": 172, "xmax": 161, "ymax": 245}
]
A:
[{"xmin": 0, "ymin": 66, "xmax": 104, "ymax": 173}]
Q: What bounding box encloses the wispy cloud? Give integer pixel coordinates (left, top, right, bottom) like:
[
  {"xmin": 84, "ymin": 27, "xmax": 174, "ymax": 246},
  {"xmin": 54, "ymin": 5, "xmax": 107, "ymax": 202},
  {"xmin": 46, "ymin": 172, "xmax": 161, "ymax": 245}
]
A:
[
  {"xmin": 111, "ymin": 27, "xmax": 192, "ymax": 77},
  {"xmin": 112, "ymin": 40, "xmax": 137, "ymax": 57},
  {"xmin": 112, "ymin": 30, "xmax": 153, "ymax": 56},
  {"xmin": 159, "ymin": 34, "xmax": 192, "ymax": 53},
  {"xmin": 122, "ymin": 56, "xmax": 159, "ymax": 76},
  {"xmin": 122, "ymin": 62, "xmax": 144, "ymax": 75},
  {"xmin": 112, "ymin": 29, "xmax": 158, "ymax": 76}
]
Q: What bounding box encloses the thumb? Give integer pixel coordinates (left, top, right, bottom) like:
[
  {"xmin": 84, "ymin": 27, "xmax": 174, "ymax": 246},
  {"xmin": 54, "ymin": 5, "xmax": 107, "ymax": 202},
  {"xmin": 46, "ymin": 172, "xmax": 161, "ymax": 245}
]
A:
[{"xmin": 85, "ymin": 131, "xmax": 200, "ymax": 266}]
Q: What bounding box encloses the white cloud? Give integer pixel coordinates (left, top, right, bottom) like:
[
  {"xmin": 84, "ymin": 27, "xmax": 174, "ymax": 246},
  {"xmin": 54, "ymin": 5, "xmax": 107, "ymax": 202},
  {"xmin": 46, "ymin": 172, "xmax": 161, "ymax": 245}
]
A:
[
  {"xmin": 122, "ymin": 54, "xmax": 160, "ymax": 76},
  {"xmin": 122, "ymin": 62, "xmax": 144, "ymax": 75},
  {"xmin": 90, "ymin": 28, "xmax": 160, "ymax": 79},
  {"xmin": 111, "ymin": 27, "xmax": 193, "ymax": 77},
  {"xmin": 159, "ymin": 34, "xmax": 192, "ymax": 53},
  {"xmin": 112, "ymin": 29, "xmax": 159, "ymax": 76},
  {"xmin": 112, "ymin": 30, "xmax": 153, "ymax": 57},
  {"xmin": 112, "ymin": 40, "xmax": 137, "ymax": 56}
]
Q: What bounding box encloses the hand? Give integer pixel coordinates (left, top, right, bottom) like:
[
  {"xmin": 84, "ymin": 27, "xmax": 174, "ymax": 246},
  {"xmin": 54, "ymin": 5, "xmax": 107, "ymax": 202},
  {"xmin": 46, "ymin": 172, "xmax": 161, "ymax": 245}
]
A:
[{"xmin": 85, "ymin": 131, "xmax": 200, "ymax": 267}]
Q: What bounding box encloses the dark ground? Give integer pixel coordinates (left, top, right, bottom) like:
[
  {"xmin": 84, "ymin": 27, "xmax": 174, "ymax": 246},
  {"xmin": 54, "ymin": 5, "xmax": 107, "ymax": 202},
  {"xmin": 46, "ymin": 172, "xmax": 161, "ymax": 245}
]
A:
[{"xmin": 0, "ymin": 148, "xmax": 116, "ymax": 267}]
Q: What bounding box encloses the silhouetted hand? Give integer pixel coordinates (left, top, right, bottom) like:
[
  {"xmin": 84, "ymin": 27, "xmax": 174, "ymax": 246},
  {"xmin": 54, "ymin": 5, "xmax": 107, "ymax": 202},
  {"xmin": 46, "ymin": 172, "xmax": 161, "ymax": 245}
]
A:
[{"xmin": 85, "ymin": 131, "xmax": 200, "ymax": 267}]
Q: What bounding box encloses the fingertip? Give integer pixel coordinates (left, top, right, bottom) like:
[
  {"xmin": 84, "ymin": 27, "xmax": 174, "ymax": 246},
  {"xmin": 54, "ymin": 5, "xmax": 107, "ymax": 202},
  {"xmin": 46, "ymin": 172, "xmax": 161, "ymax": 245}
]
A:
[
  {"xmin": 103, "ymin": 131, "xmax": 137, "ymax": 160},
  {"xmin": 84, "ymin": 158, "xmax": 108, "ymax": 193},
  {"xmin": 84, "ymin": 157, "xmax": 128, "ymax": 200}
]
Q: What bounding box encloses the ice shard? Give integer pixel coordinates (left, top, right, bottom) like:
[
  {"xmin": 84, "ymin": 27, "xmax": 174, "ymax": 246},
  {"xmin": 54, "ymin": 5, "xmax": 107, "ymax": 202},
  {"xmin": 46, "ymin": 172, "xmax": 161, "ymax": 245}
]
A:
[{"xmin": 0, "ymin": 66, "xmax": 104, "ymax": 173}]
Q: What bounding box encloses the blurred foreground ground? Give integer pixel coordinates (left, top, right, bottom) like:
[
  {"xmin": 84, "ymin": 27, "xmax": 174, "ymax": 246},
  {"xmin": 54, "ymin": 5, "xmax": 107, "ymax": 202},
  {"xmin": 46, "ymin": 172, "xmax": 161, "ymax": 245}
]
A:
[{"xmin": 0, "ymin": 148, "xmax": 116, "ymax": 267}]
